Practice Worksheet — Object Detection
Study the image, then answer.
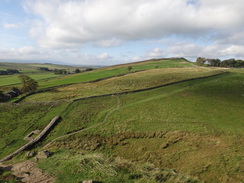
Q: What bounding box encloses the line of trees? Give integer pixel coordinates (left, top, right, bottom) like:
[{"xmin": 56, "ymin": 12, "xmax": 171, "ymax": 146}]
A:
[
  {"xmin": 54, "ymin": 69, "xmax": 69, "ymax": 74},
  {"xmin": 196, "ymin": 57, "xmax": 244, "ymax": 68},
  {"xmin": 38, "ymin": 67, "xmax": 52, "ymax": 72},
  {"xmin": 0, "ymin": 69, "xmax": 20, "ymax": 75}
]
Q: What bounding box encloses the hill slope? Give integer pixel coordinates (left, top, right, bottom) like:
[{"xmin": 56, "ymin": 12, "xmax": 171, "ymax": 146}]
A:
[{"xmin": 0, "ymin": 59, "xmax": 243, "ymax": 183}]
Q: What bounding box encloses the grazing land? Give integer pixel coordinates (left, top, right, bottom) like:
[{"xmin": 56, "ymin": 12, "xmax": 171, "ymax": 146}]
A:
[
  {"xmin": 0, "ymin": 73, "xmax": 60, "ymax": 87},
  {"xmin": 30, "ymin": 58, "xmax": 195, "ymax": 89},
  {"xmin": 0, "ymin": 58, "xmax": 243, "ymax": 183},
  {"xmin": 21, "ymin": 67, "xmax": 226, "ymax": 102}
]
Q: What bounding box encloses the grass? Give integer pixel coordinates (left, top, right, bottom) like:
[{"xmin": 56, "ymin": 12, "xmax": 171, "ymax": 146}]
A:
[
  {"xmin": 97, "ymin": 70, "xmax": 244, "ymax": 135},
  {"xmin": 21, "ymin": 67, "xmax": 226, "ymax": 102},
  {"xmin": 38, "ymin": 69, "xmax": 243, "ymax": 183},
  {"xmin": 0, "ymin": 102, "xmax": 70, "ymax": 159},
  {"xmin": 0, "ymin": 59, "xmax": 243, "ymax": 183},
  {"xmin": 0, "ymin": 72, "xmax": 61, "ymax": 88},
  {"xmin": 15, "ymin": 58, "xmax": 195, "ymax": 90},
  {"xmin": 37, "ymin": 149, "xmax": 202, "ymax": 183}
]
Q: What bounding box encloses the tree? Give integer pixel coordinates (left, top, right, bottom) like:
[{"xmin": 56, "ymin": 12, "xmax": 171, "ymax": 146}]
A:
[
  {"xmin": 206, "ymin": 59, "xmax": 221, "ymax": 67},
  {"xmin": 18, "ymin": 75, "xmax": 39, "ymax": 93},
  {"xmin": 75, "ymin": 69, "xmax": 81, "ymax": 73},
  {"xmin": 220, "ymin": 59, "xmax": 236, "ymax": 68},
  {"xmin": 196, "ymin": 57, "xmax": 206, "ymax": 66},
  {"xmin": 127, "ymin": 66, "xmax": 133, "ymax": 72}
]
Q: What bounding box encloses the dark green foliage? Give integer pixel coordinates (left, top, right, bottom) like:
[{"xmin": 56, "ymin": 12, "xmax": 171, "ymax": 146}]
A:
[
  {"xmin": 197, "ymin": 57, "xmax": 244, "ymax": 68},
  {"xmin": 196, "ymin": 57, "xmax": 206, "ymax": 66},
  {"xmin": 0, "ymin": 69, "xmax": 20, "ymax": 75},
  {"xmin": 54, "ymin": 69, "xmax": 67, "ymax": 74},
  {"xmin": 38, "ymin": 67, "xmax": 51, "ymax": 71},
  {"xmin": 18, "ymin": 75, "xmax": 39, "ymax": 93},
  {"xmin": 85, "ymin": 68, "xmax": 94, "ymax": 71},
  {"xmin": 75, "ymin": 69, "xmax": 81, "ymax": 73},
  {"xmin": 220, "ymin": 58, "xmax": 244, "ymax": 68},
  {"xmin": 127, "ymin": 66, "xmax": 133, "ymax": 71},
  {"xmin": 206, "ymin": 58, "xmax": 221, "ymax": 66}
]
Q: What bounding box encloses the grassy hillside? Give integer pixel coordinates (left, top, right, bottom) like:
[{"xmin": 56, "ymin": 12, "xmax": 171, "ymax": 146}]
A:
[
  {"xmin": 0, "ymin": 59, "xmax": 243, "ymax": 183},
  {"xmin": 0, "ymin": 58, "xmax": 194, "ymax": 92},
  {"xmin": 0, "ymin": 62, "xmax": 88, "ymax": 91},
  {"xmin": 21, "ymin": 67, "xmax": 226, "ymax": 102},
  {"xmin": 0, "ymin": 72, "xmax": 60, "ymax": 87}
]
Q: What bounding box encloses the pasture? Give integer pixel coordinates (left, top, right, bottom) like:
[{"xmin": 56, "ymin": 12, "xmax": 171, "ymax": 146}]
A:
[
  {"xmin": 21, "ymin": 67, "xmax": 226, "ymax": 102},
  {"xmin": 0, "ymin": 59, "xmax": 243, "ymax": 183}
]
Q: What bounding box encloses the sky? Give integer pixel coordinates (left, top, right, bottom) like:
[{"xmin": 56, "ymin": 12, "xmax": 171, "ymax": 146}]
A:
[{"xmin": 0, "ymin": 0, "xmax": 244, "ymax": 65}]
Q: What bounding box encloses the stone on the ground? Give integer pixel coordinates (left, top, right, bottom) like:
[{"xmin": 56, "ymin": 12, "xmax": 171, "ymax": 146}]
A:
[
  {"xmin": 26, "ymin": 151, "xmax": 35, "ymax": 158},
  {"xmin": 37, "ymin": 150, "xmax": 51, "ymax": 159}
]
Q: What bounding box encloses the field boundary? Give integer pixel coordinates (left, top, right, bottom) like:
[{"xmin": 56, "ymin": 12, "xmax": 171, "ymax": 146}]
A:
[
  {"xmin": 13, "ymin": 71, "xmax": 229, "ymax": 105},
  {"xmin": 73, "ymin": 71, "xmax": 229, "ymax": 102},
  {"xmin": 0, "ymin": 116, "xmax": 61, "ymax": 162},
  {"xmin": 13, "ymin": 69, "xmax": 147, "ymax": 103}
]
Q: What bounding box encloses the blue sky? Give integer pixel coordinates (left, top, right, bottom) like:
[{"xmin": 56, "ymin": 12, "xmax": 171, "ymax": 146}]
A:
[{"xmin": 1, "ymin": 0, "xmax": 244, "ymax": 65}]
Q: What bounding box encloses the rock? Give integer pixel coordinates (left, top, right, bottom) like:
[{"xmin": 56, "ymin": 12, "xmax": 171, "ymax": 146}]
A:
[
  {"xmin": 26, "ymin": 151, "xmax": 35, "ymax": 158},
  {"xmin": 37, "ymin": 150, "xmax": 51, "ymax": 159},
  {"xmin": 82, "ymin": 180, "xmax": 93, "ymax": 183}
]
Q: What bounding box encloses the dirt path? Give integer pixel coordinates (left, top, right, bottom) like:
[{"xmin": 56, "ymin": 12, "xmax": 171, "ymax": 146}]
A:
[
  {"xmin": 43, "ymin": 95, "xmax": 120, "ymax": 149},
  {"xmin": 0, "ymin": 161, "xmax": 55, "ymax": 183}
]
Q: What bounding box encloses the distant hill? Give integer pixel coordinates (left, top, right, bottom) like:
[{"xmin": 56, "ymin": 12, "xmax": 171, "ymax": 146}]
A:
[{"xmin": 0, "ymin": 62, "xmax": 89, "ymax": 71}]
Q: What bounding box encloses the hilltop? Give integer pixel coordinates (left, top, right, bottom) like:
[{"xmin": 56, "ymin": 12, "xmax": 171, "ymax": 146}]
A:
[{"xmin": 0, "ymin": 58, "xmax": 243, "ymax": 183}]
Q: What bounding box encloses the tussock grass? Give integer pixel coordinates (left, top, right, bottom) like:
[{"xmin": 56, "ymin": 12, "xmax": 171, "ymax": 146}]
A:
[{"xmin": 37, "ymin": 150, "xmax": 202, "ymax": 183}]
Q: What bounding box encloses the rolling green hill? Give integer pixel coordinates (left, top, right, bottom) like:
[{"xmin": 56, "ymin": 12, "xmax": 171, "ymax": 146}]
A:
[
  {"xmin": 0, "ymin": 58, "xmax": 243, "ymax": 183},
  {"xmin": 0, "ymin": 58, "xmax": 194, "ymax": 91}
]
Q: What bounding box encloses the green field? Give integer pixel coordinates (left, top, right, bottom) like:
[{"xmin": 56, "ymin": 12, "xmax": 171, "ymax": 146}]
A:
[
  {"xmin": 0, "ymin": 72, "xmax": 61, "ymax": 87},
  {"xmin": 35, "ymin": 58, "xmax": 195, "ymax": 89},
  {"xmin": 0, "ymin": 59, "xmax": 243, "ymax": 183},
  {"xmin": 21, "ymin": 67, "xmax": 226, "ymax": 102}
]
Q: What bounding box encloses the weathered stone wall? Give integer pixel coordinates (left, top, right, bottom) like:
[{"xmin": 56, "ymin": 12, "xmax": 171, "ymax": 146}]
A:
[{"xmin": 0, "ymin": 116, "xmax": 61, "ymax": 162}]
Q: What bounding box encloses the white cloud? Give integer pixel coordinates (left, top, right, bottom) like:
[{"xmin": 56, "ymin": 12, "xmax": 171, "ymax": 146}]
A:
[
  {"xmin": 0, "ymin": 46, "xmax": 39, "ymax": 56},
  {"xmin": 3, "ymin": 23, "xmax": 19, "ymax": 29},
  {"xmin": 1, "ymin": 0, "xmax": 244, "ymax": 65},
  {"xmin": 159, "ymin": 42, "xmax": 244, "ymax": 61},
  {"xmin": 97, "ymin": 53, "xmax": 112, "ymax": 59},
  {"xmin": 147, "ymin": 48, "xmax": 166, "ymax": 58},
  {"xmin": 95, "ymin": 38, "xmax": 123, "ymax": 48},
  {"xmin": 23, "ymin": 0, "xmax": 244, "ymax": 49}
]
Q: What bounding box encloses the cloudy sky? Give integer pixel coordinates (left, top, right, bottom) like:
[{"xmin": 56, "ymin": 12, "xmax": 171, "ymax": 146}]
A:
[{"xmin": 0, "ymin": 0, "xmax": 244, "ymax": 65}]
